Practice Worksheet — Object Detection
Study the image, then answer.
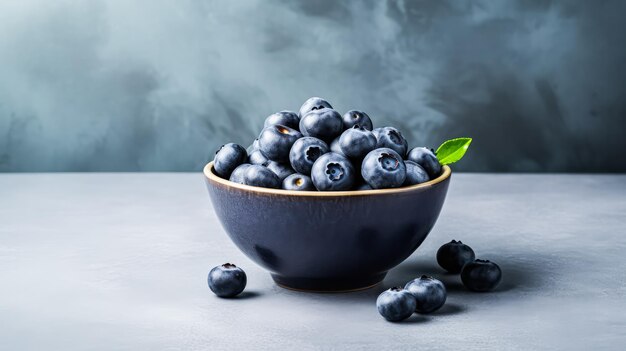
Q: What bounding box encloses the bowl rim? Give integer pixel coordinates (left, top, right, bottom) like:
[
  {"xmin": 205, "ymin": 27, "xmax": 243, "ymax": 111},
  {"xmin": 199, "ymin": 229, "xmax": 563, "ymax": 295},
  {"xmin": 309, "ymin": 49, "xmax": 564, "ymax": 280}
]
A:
[{"xmin": 204, "ymin": 162, "xmax": 451, "ymax": 197}]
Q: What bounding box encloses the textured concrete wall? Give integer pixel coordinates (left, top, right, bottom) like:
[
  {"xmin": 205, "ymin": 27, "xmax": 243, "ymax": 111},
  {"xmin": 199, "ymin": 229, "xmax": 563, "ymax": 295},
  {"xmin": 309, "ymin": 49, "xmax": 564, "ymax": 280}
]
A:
[{"xmin": 0, "ymin": 0, "xmax": 624, "ymax": 172}]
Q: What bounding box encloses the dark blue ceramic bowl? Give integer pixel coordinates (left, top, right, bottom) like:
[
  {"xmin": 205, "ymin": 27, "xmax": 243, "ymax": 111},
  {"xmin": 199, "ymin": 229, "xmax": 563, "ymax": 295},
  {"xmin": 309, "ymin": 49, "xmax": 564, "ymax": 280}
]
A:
[{"xmin": 204, "ymin": 162, "xmax": 451, "ymax": 292}]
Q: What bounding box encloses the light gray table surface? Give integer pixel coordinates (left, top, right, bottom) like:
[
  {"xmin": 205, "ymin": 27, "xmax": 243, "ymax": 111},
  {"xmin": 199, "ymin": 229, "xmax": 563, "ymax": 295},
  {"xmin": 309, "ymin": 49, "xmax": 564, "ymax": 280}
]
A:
[{"xmin": 1, "ymin": 172, "xmax": 625, "ymax": 350}]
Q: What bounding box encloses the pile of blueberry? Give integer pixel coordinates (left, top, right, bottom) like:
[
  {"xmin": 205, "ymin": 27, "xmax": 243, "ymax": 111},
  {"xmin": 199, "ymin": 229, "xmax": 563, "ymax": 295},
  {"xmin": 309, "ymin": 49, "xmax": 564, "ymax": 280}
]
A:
[{"xmin": 212, "ymin": 97, "xmax": 442, "ymax": 191}]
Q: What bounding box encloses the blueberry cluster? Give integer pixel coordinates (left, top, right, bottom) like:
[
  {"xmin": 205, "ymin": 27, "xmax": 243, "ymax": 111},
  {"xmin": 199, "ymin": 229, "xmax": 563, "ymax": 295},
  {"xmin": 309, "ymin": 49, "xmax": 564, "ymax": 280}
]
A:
[{"xmin": 212, "ymin": 97, "xmax": 442, "ymax": 191}]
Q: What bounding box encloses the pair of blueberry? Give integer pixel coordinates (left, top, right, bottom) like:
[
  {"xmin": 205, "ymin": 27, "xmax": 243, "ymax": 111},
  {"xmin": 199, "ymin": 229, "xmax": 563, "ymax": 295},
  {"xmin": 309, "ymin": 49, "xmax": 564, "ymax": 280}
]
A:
[
  {"xmin": 437, "ymin": 240, "xmax": 502, "ymax": 292},
  {"xmin": 376, "ymin": 275, "xmax": 447, "ymax": 322}
]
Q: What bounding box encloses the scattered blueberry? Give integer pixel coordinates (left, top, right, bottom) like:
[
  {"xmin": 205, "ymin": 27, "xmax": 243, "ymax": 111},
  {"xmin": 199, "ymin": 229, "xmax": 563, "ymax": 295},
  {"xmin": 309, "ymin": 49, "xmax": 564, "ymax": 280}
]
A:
[
  {"xmin": 461, "ymin": 259, "xmax": 502, "ymax": 292},
  {"xmin": 437, "ymin": 240, "xmax": 476, "ymax": 274},
  {"xmin": 372, "ymin": 127, "xmax": 408, "ymax": 157},
  {"xmin": 361, "ymin": 148, "xmax": 406, "ymax": 189},
  {"xmin": 404, "ymin": 275, "xmax": 447, "ymax": 314},
  {"xmin": 299, "ymin": 108, "xmax": 343, "ymax": 143},
  {"xmin": 229, "ymin": 163, "xmax": 251, "ymax": 184},
  {"xmin": 310, "ymin": 152, "xmax": 356, "ymax": 191},
  {"xmin": 298, "ymin": 97, "xmax": 332, "ymax": 118},
  {"xmin": 248, "ymin": 149, "xmax": 269, "ymax": 165},
  {"xmin": 264, "ymin": 161, "xmax": 295, "ymax": 182},
  {"xmin": 338, "ymin": 125, "xmax": 377, "ymax": 159},
  {"xmin": 258, "ymin": 124, "xmax": 302, "ymax": 162},
  {"xmin": 342, "ymin": 110, "xmax": 373, "ymax": 131},
  {"xmin": 208, "ymin": 263, "xmax": 247, "ymax": 298},
  {"xmin": 407, "ymin": 147, "xmax": 442, "ymax": 179},
  {"xmin": 213, "ymin": 143, "xmax": 247, "ymax": 179},
  {"xmin": 282, "ymin": 174, "xmax": 315, "ymax": 191},
  {"xmin": 289, "ymin": 137, "xmax": 329, "ymax": 175},
  {"xmin": 242, "ymin": 165, "xmax": 281, "ymax": 189},
  {"xmin": 403, "ymin": 160, "xmax": 430, "ymax": 186},
  {"xmin": 264, "ymin": 111, "xmax": 300, "ymax": 130},
  {"xmin": 376, "ymin": 287, "xmax": 417, "ymax": 322}
]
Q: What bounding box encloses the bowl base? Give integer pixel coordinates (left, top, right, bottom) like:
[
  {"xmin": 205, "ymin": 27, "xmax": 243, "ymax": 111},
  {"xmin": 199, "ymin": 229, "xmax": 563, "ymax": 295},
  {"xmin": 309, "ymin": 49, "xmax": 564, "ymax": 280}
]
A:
[{"xmin": 271, "ymin": 273, "xmax": 386, "ymax": 293}]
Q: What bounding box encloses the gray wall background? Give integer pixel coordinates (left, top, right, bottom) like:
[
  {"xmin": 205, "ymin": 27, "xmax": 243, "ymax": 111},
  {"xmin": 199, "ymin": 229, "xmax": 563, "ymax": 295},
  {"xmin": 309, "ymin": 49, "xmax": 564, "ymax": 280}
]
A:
[{"xmin": 0, "ymin": 0, "xmax": 624, "ymax": 172}]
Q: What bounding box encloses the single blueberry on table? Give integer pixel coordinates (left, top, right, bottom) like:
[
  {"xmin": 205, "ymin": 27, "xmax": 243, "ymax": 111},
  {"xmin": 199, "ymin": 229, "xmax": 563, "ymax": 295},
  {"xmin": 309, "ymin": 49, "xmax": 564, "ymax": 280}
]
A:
[
  {"xmin": 242, "ymin": 164, "xmax": 281, "ymax": 189},
  {"xmin": 208, "ymin": 263, "xmax": 247, "ymax": 298},
  {"xmin": 342, "ymin": 110, "xmax": 373, "ymax": 131},
  {"xmin": 229, "ymin": 163, "xmax": 251, "ymax": 184},
  {"xmin": 258, "ymin": 124, "xmax": 302, "ymax": 162},
  {"xmin": 437, "ymin": 240, "xmax": 476, "ymax": 274},
  {"xmin": 213, "ymin": 143, "xmax": 247, "ymax": 179},
  {"xmin": 264, "ymin": 111, "xmax": 300, "ymax": 130},
  {"xmin": 361, "ymin": 148, "xmax": 407, "ymax": 189},
  {"xmin": 264, "ymin": 160, "xmax": 295, "ymax": 182},
  {"xmin": 299, "ymin": 108, "xmax": 344, "ymax": 143},
  {"xmin": 461, "ymin": 259, "xmax": 502, "ymax": 292},
  {"xmin": 282, "ymin": 173, "xmax": 315, "ymax": 191},
  {"xmin": 404, "ymin": 275, "xmax": 447, "ymax": 314},
  {"xmin": 338, "ymin": 125, "xmax": 377, "ymax": 159},
  {"xmin": 298, "ymin": 97, "xmax": 332, "ymax": 118},
  {"xmin": 248, "ymin": 149, "xmax": 269, "ymax": 165},
  {"xmin": 372, "ymin": 127, "xmax": 408, "ymax": 157},
  {"xmin": 289, "ymin": 137, "xmax": 329, "ymax": 175},
  {"xmin": 310, "ymin": 152, "xmax": 356, "ymax": 191},
  {"xmin": 407, "ymin": 147, "xmax": 442, "ymax": 179},
  {"xmin": 376, "ymin": 287, "xmax": 417, "ymax": 322},
  {"xmin": 403, "ymin": 160, "xmax": 430, "ymax": 186}
]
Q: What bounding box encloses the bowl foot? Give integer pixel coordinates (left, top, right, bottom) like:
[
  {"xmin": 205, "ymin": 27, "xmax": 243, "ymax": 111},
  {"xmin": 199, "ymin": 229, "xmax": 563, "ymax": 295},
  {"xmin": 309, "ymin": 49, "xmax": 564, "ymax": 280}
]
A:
[{"xmin": 271, "ymin": 273, "xmax": 386, "ymax": 293}]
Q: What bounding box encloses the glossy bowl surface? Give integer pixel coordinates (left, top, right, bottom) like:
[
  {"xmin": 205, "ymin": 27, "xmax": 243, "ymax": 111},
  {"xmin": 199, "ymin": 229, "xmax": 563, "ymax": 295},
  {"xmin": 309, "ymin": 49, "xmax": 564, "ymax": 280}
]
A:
[{"xmin": 204, "ymin": 162, "xmax": 451, "ymax": 292}]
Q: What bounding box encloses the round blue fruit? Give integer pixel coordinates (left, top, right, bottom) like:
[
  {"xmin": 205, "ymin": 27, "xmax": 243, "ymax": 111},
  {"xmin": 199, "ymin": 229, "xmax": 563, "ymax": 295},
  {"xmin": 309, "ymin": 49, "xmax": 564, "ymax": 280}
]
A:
[
  {"xmin": 289, "ymin": 137, "xmax": 329, "ymax": 175},
  {"xmin": 208, "ymin": 263, "xmax": 247, "ymax": 298},
  {"xmin": 298, "ymin": 97, "xmax": 332, "ymax": 118},
  {"xmin": 461, "ymin": 259, "xmax": 502, "ymax": 292},
  {"xmin": 376, "ymin": 287, "xmax": 417, "ymax": 322},
  {"xmin": 310, "ymin": 152, "xmax": 356, "ymax": 191},
  {"xmin": 342, "ymin": 110, "xmax": 373, "ymax": 130},
  {"xmin": 299, "ymin": 108, "xmax": 343, "ymax": 143},
  {"xmin": 329, "ymin": 136, "xmax": 344, "ymax": 156},
  {"xmin": 248, "ymin": 149, "xmax": 269, "ymax": 165},
  {"xmin": 258, "ymin": 124, "xmax": 302, "ymax": 162},
  {"xmin": 372, "ymin": 127, "xmax": 408, "ymax": 157},
  {"xmin": 282, "ymin": 174, "xmax": 315, "ymax": 191},
  {"xmin": 404, "ymin": 275, "xmax": 447, "ymax": 314},
  {"xmin": 264, "ymin": 161, "xmax": 295, "ymax": 182},
  {"xmin": 242, "ymin": 164, "xmax": 281, "ymax": 188},
  {"xmin": 213, "ymin": 143, "xmax": 247, "ymax": 179},
  {"xmin": 407, "ymin": 147, "xmax": 442, "ymax": 179},
  {"xmin": 437, "ymin": 240, "xmax": 475, "ymax": 274},
  {"xmin": 361, "ymin": 148, "xmax": 406, "ymax": 189},
  {"xmin": 403, "ymin": 160, "xmax": 430, "ymax": 186},
  {"xmin": 264, "ymin": 111, "xmax": 300, "ymax": 130},
  {"xmin": 229, "ymin": 163, "xmax": 251, "ymax": 184},
  {"xmin": 338, "ymin": 125, "xmax": 377, "ymax": 159}
]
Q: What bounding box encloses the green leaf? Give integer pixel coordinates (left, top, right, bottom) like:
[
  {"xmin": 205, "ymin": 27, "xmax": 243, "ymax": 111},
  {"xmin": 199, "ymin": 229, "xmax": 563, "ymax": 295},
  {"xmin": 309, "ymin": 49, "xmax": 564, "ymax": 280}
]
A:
[{"xmin": 435, "ymin": 138, "xmax": 472, "ymax": 165}]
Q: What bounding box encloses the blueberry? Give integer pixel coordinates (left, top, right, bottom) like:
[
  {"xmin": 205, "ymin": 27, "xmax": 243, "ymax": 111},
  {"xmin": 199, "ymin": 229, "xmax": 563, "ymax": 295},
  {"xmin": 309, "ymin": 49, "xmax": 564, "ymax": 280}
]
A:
[
  {"xmin": 329, "ymin": 136, "xmax": 345, "ymax": 156},
  {"xmin": 248, "ymin": 149, "xmax": 269, "ymax": 165},
  {"xmin": 264, "ymin": 111, "xmax": 300, "ymax": 130},
  {"xmin": 298, "ymin": 97, "xmax": 332, "ymax": 118},
  {"xmin": 242, "ymin": 164, "xmax": 281, "ymax": 188},
  {"xmin": 372, "ymin": 127, "xmax": 408, "ymax": 157},
  {"xmin": 407, "ymin": 147, "xmax": 442, "ymax": 179},
  {"xmin": 213, "ymin": 143, "xmax": 247, "ymax": 179},
  {"xmin": 342, "ymin": 110, "xmax": 373, "ymax": 130},
  {"xmin": 403, "ymin": 160, "xmax": 430, "ymax": 186},
  {"xmin": 229, "ymin": 163, "xmax": 251, "ymax": 184},
  {"xmin": 404, "ymin": 275, "xmax": 447, "ymax": 314},
  {"xmin": 436, "ymin": 240, "xmax": 476, "ymax": 274},
  {"xmin": 264, "ymin": 160, "xmax": 295, "ymax": 182},
  {"xmin": 310, "ymin": 152, "xmax": 356, "ymax": 191},
  {"xmin": 208, "ymin": 263, "xmax": 247, "ymax": 298},
  {"xmin": 361, "ymin": 148, "xmax": 406, "ymax": 189},
  {"xmin": 299, "ymin": 108, "xmax": 343, "ymax": 143},
  {"xmin": 282, "ymin": 174, "xmax": 315, "ymax": 191},
  {"xmin": 376, "ymin": 287, "xmax": 416, "ymax": 322},
  {"xmin": 258, "ymin": 124, "xmax": 302, "ymax": 162},
  {"xmin": 338, "ymin": 125, "xmax": 377, "ymax": 159},
  {"xmin": 246, "ymin": 138, "xmax": 260, "ymax": 155},
  {"xmin": 461, "ymin": 259, "xmax": 502, "ymax": 292},
  {"xmin": 289, "ymin": 137, "xmax": 329, "ymax": 175}
]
